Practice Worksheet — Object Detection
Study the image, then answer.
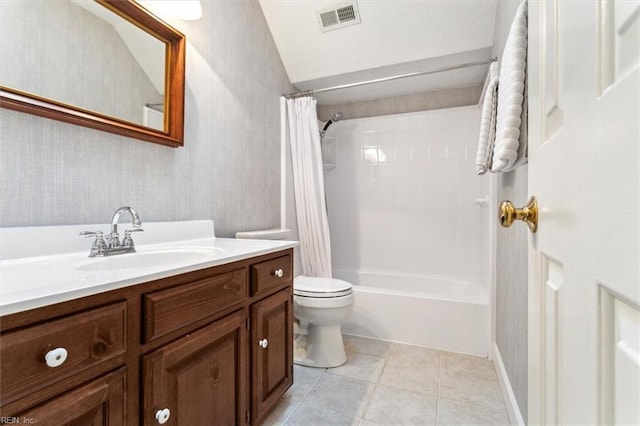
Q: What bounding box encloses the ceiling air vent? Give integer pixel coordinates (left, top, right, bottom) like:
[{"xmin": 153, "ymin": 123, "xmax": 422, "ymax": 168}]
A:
[{"xmin": 317, "ymin": 2, "xmax": 361, "ymax": 33}]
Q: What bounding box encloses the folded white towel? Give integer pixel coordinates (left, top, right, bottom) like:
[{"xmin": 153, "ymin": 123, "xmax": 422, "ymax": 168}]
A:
[
  {"xmin": 475, "ymin": 62, "xmax": 499, "ymax": 175},
  {"xmin": 492, "ymin": 1, "xmax": 528, "ymax": 173}
]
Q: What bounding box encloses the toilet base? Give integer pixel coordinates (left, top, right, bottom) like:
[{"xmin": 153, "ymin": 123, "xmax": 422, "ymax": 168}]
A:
[{"xmin": 293, "ymin": 324, "xmax": 347, "ymax": 368}]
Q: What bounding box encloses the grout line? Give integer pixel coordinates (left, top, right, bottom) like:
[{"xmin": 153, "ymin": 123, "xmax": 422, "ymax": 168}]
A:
[
  {"xmin": 279, "ymin": 400, "xmax": 299, "ymax": 425},
  {"xmin": 437, "ymin": 396, "xmax": 510, "ymax": 413},
  {"xmin": 358, "ymin": 382, "xmax": 378, "ymax": 424},
  {"xmin": 378, "ymin": 352, "xmax": 390, "ymax": 382},
  {"xmin": 435, "ymin": 350, "xmax": 443, "ymax": 425},
  {"xmin": 372, "ymin": 382, "xmax": 439, "ymax": 399},
  {"xmin": 346, "ymin": 339, "xmax": 392, "ymax": 424},
  {"xmin": 279, "ymin": 368, "xmax": 327, "ymax": 425}
]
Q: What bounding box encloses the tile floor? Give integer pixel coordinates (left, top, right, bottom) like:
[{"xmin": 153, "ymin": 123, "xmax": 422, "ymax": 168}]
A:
[{"xmin": 263, "ymin": 335, "xmax": 510, "ymax": 426}]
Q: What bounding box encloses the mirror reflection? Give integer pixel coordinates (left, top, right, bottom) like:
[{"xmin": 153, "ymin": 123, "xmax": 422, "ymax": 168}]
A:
[{"xmin": 0, "ymin": 0, "xmax": 167, "ymax": 131}]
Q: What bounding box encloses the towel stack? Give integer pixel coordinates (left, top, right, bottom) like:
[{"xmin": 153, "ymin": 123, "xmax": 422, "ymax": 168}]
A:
[
  {"xmin": 475, "ymin": 62, "xmax": 499, "ymax": 175},
  {"xmin": 475, "ymin": 0, "xmax": 528, "ymax": 175}
]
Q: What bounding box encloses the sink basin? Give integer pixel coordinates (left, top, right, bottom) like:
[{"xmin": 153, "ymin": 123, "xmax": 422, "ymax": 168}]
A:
[{"xmin": 75, "ymin": 247, "xmax": 223, "ymax": 272}]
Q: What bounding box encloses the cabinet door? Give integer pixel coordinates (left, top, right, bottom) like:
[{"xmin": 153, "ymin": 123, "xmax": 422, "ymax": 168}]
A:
[
  {"xmin": 251, "ymin": 288, "xmax": 293, "ymax": 424},
  {"xmin": 14, "ymin": 367, "xmax": 126, "ymax": 425},
  {"xmin": 142, "ymin": 310, "xmax": 248, "ymax": 425}
]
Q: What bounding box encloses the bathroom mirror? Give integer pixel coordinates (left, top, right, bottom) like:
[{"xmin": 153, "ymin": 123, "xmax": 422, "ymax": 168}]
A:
[{"xmin": 0, "ymin": 0, "xmax": 185, "ymax": 147}]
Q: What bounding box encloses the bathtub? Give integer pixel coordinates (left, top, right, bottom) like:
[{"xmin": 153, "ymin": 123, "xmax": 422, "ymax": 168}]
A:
[{"xmin": 337, "ymin": 270, "xmax": 490, "ymax": 357}]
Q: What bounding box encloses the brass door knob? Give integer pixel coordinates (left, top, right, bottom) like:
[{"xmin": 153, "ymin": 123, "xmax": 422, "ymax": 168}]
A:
[{"xmin": 499, "ymin": 196, "xmax": 538, "ymax": 233}]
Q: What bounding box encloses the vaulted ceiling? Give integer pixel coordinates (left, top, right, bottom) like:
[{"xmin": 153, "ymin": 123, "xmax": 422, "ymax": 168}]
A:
[{"xmin": 259, "ymin": 0, "xmax": 498, "ymax": 104}]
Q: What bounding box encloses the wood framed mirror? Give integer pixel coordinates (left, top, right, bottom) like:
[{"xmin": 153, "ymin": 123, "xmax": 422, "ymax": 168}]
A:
[{"xmin": 0, "ymin": 0, "xmax": 185, "ymax": 147}]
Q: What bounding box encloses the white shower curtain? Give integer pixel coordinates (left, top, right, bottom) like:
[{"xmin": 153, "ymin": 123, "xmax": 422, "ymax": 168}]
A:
[{"xmin": 285, "ymin": 97, "xmax": 332, "ymax": 278}]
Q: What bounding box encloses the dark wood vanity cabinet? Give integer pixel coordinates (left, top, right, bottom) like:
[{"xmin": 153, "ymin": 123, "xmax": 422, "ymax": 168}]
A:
[
  {"xmin": 0, "ymin": 249, "xmax": 294, "ymax": 425},
  {"xmin": 251, "ymin": 288, "xmax": 294, "ymax": 424}
]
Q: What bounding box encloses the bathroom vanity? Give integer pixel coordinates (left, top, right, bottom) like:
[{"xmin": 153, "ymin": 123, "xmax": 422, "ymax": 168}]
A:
[{"xmin": 0, "ymin": 221, "xmax": 296, "ymax": 425}]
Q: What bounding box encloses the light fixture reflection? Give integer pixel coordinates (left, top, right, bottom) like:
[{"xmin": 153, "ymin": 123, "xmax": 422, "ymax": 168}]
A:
[{"xmin": 138, "ymin": 0, "xmax": 203, "ymax": 21}]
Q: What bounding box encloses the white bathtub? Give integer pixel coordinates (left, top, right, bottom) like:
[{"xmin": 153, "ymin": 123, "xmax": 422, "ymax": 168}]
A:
[{"xmin": 337, "ymin": 270, "xmax": 490, "ymax": 357}]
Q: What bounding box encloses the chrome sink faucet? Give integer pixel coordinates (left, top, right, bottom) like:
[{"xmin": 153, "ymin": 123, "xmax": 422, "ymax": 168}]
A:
[
  {"xmin": 80, "ymin": 206, "xmax": 144, "ymax": 257},
  {"xmin": 109, "ymin": 206, "xmax": 142, "ymax": 248}
]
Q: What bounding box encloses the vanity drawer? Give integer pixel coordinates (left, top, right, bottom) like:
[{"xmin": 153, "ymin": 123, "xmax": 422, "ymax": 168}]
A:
[
  {"xmin": 0, "ymin": 302, "xmax": 127, "ymax": 405},
  {"xmin": 143, "ymin": 268, "xmax": 247, "ymax": 342},
  {"xmin": 250, "ymin": 255, "xmax": 293, "ymax": 296}
]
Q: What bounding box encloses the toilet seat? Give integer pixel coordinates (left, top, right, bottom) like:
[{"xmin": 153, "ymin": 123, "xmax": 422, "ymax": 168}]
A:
[{"xmin": 294, "ymin": 276, "xmax": 353, "ymax": 298}]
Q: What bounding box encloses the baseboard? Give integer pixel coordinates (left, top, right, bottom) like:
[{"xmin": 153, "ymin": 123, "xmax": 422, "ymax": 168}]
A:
[{"xmin": 492, "ymin": 342, "xmax": 525, "ymax": 425}]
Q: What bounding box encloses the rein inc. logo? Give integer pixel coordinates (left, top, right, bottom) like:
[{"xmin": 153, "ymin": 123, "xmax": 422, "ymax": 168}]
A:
[{"xmin": 0, "ymin": 418, "xmax": 35, "ymax": 424}]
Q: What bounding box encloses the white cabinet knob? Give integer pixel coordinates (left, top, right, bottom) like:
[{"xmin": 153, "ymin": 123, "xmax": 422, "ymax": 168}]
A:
[
  {"xmin": 273, "ymin": 269, "xmax": 284, "ymax": 278},
  {"xmin": 155, "ymin": 408, "xmax": 171, "ymax": 424},
  {"xmin": 258, "ymin": 338, "xmax": 269, "ymax": 349},
  {"xmin": 44, "ymin": 347, "xmax": 68, "ymax": 368}
]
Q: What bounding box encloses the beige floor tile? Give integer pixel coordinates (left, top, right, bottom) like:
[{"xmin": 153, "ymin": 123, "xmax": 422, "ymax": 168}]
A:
[
  {"xmin": 327, "ymin": 352, "xmax": 386, "ymax": 383},
  {"xmin": 261, "ymin": 394, "xmax": 299, "ymax": 426},
  {"xmin": 439, "ymin": 370, "xmax": 506, "ymax": 412},
  {"xmin": 264, "ymin": 365, "xmax": 324, "ymax": 425},
  {"xmin": 270, "ymin": 336, "xmax": 511, "ymax": 426},
  {"xmin": 379, "ymin": 344, "xmax": 441, "ymax": 395},
  {"xmin": 391, "ymin": 343, "xmax": 442, "ymax": 363},
  {"xmin": 287, "ymin": 365, "xmax": 325, "ymax": 402},
  {"xmin": 364, "ymin": 384, "xmax": 437, "ymax": 425},
  {"xmin": 437, "ymin": 399, "xmax": 510, "ymax": 425},
  {"xmin": 441, "ymin": 351, "xmax": 497, "ymax": 381},
  {"xmin": 344, "ymin": 334, "xmax": 394, "ymax": 358},
  {"xmin": 285, "ymin": 374, "xmax": 374, "ymax": 425}
]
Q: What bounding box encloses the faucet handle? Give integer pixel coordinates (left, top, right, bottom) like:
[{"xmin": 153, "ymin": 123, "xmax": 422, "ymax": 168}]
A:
[
  {"xmin": 125, "ymin": 228, "xmax": 144, "ymax": 233},
  {"xmin": 122, "ymin": 228, "xmax": 144, "ymax": 248},
  {"xmin": 79, "ymin": 231, "xmax": 108, "ymax": 257},
  {"xmin": 79, "ymin": 230, "xmax": 103, "ymax": 238}
]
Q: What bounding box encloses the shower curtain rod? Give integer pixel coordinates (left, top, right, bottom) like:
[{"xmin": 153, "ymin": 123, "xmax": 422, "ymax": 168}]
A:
[{"xmin": 284, "ymin": 57, "xmax": 498, "ymax": 99}]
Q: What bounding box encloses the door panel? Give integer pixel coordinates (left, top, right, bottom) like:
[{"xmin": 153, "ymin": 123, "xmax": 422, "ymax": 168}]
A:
[
  {"xmin": 600, "ymin": 288, "xmax": 640, "ymax": 425},
  {"xmin": 528, "ymin": 0, "xmax": 639, "ymax": 424},
  {"xmin": 541, "ymin": 0, "xmax": 563, "ymax": 139}
]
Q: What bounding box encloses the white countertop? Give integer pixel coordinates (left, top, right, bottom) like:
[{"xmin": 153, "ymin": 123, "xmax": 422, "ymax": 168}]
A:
[{"xmin": 0, "ymin": 221, "xmax": 297, "ymax": 316}]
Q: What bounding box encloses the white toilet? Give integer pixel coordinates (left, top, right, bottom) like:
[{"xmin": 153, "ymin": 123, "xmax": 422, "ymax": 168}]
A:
[
  {"xmin": 235, "ymin": 229, "xmax": 355, "ymax": 368},
  {"xmin": 293, "ymin": 275, "xmax": 354, "ymax": 368}
]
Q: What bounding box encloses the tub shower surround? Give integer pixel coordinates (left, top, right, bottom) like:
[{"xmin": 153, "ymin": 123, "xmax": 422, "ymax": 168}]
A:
[{"xmin": 324, "ymin": 106, "xmax": 491, "ymax": 355}]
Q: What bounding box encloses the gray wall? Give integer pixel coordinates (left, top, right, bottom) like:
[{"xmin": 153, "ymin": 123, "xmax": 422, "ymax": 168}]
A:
[
  {"xmin": 0, "ymin": 0, "xmax": 294, "ymax": 237},
  {"xmin": 492, "ymin": 0, "xmax": 528, "ymax": 420},
  {"xmin": 317, "ymin": 85, "xmax": 482, "ymax": 121}
]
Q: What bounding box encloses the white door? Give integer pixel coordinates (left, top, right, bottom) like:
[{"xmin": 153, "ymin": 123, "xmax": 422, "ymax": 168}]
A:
[{"xmin": 527, "ymin": 1, "xmax": 639, "ymax": 425}]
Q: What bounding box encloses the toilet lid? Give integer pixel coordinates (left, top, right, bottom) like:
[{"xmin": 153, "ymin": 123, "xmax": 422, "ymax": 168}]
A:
[{"xmin": 294, "ymin": 276, "xmax": 353, "ymax": 298}]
